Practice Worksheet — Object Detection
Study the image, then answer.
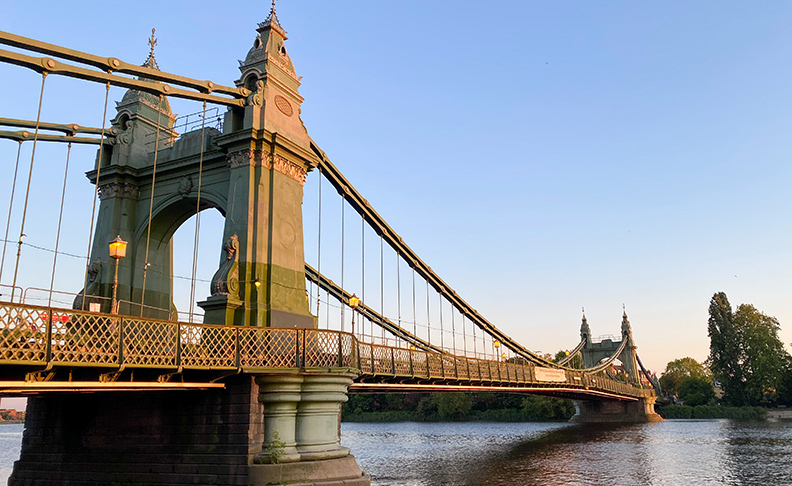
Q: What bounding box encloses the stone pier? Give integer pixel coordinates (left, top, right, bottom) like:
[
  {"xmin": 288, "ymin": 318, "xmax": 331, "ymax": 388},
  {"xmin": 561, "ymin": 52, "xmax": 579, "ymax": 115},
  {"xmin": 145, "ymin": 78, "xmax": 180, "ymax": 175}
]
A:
[
  {"xmin": 10, "ymin": 373, "xmax": 369, "ymax": 485},
  {"xmin": 570, "ymin": 396, "xmax": 664, "ymax": 423}
]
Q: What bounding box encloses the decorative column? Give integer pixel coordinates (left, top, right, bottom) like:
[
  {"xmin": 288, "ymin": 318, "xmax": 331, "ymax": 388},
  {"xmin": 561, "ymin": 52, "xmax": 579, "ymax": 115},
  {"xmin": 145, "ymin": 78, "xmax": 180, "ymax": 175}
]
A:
[
  {"xmin": 256, "ymin": 374, "xmax": 303, "ymax": 464},
  {"xmin": 295, "ymin": 373, "xmax": 355, "ymax": 461}
]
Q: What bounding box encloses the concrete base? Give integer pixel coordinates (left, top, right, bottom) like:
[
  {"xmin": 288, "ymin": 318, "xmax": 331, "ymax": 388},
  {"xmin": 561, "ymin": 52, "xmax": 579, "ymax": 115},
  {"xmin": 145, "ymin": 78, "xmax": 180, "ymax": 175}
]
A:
[
  {"xmin": 249, "ymin": 455, "xmax": 370, "ymax": 486},
  {"xmin": 570, "ymin": 396, "xmax": 664, "ymax": 423}
]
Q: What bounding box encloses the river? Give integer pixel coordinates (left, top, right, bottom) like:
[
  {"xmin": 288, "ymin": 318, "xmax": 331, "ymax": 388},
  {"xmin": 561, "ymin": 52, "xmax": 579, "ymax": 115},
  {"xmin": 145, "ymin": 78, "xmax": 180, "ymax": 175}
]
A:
[{"xmin": 0, "ymin": 420, "xmax": 790, "ymax": 485}]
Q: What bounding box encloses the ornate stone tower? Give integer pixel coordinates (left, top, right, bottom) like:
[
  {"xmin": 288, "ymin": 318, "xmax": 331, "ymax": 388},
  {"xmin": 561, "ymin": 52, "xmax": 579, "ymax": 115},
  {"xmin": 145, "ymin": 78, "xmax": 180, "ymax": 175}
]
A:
[{"xmin": 199, "ymin": 6, "xmax": 320, "ymax": 328}]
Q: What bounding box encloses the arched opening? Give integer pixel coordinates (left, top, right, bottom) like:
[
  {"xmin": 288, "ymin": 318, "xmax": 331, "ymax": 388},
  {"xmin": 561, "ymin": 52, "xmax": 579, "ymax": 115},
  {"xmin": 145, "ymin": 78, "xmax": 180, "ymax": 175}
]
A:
[
  {"xmin": 171, "ymin": 208, "xmax": 225, "ymax": 322},
  {"xmin": 120, "ymin": 191, "xmax": 227, "ymax": 320}
]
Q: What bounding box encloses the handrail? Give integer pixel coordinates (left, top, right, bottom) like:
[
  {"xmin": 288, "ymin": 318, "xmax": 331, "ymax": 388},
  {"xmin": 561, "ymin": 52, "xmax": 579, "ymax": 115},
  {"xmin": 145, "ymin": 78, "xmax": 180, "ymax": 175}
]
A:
[{"xmin": 0, "ymin": 301, "xmax": 649, "ymax": 399}]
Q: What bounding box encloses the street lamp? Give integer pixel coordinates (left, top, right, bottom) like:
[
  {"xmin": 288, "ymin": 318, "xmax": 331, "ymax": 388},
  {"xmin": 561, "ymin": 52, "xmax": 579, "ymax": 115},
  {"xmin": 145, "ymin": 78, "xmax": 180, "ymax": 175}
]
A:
[
  {"xmin": 493, "ymin": 340, "xmax": 500, "ymax": 360},
  {"xmin": 108, "ymin": 235, "xmax": 127, "ymax": 314},
  {"xmin": 349, "ymin": 293, "xmax": 360, "ymax": 335}
]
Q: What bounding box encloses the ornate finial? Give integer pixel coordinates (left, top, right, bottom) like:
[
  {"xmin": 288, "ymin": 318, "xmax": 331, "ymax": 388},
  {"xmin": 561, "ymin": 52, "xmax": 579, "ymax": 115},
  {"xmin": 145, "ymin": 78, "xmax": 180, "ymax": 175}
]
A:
[
  {"xmin": 143, "ymin": 28, "xmax": 160, "ymax": 70},
  {"xmin": 265, "ymin": 0, "xmax": 282, "ymax": 26}
]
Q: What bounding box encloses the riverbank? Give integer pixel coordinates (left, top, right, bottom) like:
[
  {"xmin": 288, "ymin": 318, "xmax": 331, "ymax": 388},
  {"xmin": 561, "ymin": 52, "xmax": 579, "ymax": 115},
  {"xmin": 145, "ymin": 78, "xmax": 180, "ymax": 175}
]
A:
[{"xmin": 657, "ymin": 405, "xmax": 768, "ymax": 419}]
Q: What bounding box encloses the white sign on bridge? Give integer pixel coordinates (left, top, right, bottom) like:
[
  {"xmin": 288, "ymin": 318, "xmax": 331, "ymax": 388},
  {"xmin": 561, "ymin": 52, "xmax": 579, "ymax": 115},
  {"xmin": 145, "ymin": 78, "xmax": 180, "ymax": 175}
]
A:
[{"xmin": 534, "ymin": 367, "xmax": 567, "ymax": 383}]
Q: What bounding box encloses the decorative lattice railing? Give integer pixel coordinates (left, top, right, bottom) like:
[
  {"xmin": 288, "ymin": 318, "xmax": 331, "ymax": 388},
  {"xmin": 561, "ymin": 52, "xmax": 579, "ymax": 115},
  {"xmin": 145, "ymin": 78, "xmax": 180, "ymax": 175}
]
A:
[{"xmin": 0, "ymin": 302, "xmax": 651, "ymax": 399}]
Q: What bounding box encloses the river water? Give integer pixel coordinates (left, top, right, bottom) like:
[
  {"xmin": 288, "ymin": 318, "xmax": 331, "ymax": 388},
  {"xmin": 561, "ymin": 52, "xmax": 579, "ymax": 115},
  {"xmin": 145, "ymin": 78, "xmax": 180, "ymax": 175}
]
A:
[
  {"xmin": 341, "ymin": 420, "xmax": 792, "ymax": 486},
  {"xmin": 0, "ymin": 420, "xmax": 790, "ymax": 485}
]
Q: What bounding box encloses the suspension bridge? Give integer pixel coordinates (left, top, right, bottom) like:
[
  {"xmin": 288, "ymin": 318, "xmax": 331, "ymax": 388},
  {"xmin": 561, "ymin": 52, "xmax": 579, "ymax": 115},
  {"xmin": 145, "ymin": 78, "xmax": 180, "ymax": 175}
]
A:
[{"xmin": 0, "ymin": 7, "xmax": 661, "ymax": 486}]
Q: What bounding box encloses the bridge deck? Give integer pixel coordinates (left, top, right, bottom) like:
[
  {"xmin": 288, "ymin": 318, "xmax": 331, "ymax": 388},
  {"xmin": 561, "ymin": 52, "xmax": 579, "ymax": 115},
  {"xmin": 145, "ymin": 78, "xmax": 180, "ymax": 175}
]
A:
[{"xmin": 0, "ymin": 302, "xmax": 652, "ymax": 400}]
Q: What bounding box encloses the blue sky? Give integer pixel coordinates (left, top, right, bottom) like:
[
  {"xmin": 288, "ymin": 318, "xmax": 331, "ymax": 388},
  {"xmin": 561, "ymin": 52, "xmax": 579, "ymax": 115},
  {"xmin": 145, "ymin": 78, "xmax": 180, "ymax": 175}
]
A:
[{"xmin": 1, "ymin": 1, "xmax": 791, "ymax": 373}]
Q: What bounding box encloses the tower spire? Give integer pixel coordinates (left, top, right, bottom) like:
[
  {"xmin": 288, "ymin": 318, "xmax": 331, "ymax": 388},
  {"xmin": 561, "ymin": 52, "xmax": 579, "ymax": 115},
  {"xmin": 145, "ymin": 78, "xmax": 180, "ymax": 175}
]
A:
[
  {"xmin": 262, "ymin": 0, "xmax": 284, "ymax": 32},
  {"xmin": 143, "ymin": 28, "xmax": 160, "ymax": 70}
]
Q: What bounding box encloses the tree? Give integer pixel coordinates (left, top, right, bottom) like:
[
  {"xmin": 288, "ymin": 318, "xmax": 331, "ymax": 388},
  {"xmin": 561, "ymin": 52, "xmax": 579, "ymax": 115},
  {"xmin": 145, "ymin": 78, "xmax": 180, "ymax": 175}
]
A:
[
  {"xmin": 677, "ymin": 376, "xmax": 715, "ymax": 406},
  {"xmin": 707, "ymin": 292, "xmax": 747, "ymax": 405},
  {"xmin": 734, "ymin": 304, "xmax": 791, "ymax": 405},
  {"xmin": 659, "ymin": 357, "xmax": 710, "ymax": 396},
  {"xmin": 708, "ymin": 292, "xmax": 791, "ymax": 406},
  {"xmin": 434, "ymin": 393, "xmax": 472, "ymax": 421}
]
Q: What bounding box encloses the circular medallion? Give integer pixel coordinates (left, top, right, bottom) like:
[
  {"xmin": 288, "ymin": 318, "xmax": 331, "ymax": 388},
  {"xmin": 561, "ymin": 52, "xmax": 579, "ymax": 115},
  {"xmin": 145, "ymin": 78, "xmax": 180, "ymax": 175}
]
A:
[{"xmin": 274, "ymin": 95, "xmax": 294, "ymax": 117}]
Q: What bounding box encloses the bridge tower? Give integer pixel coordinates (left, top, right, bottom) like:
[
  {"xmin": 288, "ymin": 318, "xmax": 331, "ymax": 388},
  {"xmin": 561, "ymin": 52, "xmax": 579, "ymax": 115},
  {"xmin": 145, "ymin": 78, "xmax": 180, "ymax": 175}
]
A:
[
  {"xmin": 78, "ymin": 14, "xmax": 317, "ymax": 330},
  {"xmin": 572, "ymin": 311, "xmax": 663, "ymax": 423},
  {"xmin": 12, "ymin": 8, "xmax": 369, "ymax": 486},
  {"xmin": 580, "ymin": 310, "xmax": 640, "ymax": 384}
]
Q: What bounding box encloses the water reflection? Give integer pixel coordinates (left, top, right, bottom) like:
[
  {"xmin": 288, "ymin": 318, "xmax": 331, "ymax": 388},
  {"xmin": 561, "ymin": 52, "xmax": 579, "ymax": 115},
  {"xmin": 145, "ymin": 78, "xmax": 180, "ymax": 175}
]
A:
[{"xmin": 342, "ymin": 420, "xmax": 792, "ymax": 486}]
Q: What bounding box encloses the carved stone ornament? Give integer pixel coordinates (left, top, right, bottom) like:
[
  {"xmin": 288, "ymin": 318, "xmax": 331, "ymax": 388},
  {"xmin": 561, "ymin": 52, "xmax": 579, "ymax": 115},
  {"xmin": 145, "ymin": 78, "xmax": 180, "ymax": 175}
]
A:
[
  {"xmin": 274, "ymin": 95, "xmax": 294, "ymax": 116},
  {"xmin": 226, "ymin": 150, "xmax": 306, "ymax": 185},
  {"xmin": 99, "ymin": 182, "xmax": 141, "ymax": 200},
  {"xmin": 210, "ymin": 234, "xmax": 240, "ymax": 297},
  {"xmin": 227, "ymin": 149, "xmax": 263, "ymax": 168},
  {"xmin": 177, "ymin": 176, "xmax": 193, "ymax": 197},
  {"xmin": 246, "ymin": 79, "xmax": 265, "ymax": 107},
  {"xmin": 269, "ymin": 153, "xmax": 307, "ymax": 186},
  {"xmin": 72, "ymin": 259, "xmax": 102, "ymax": 310}
]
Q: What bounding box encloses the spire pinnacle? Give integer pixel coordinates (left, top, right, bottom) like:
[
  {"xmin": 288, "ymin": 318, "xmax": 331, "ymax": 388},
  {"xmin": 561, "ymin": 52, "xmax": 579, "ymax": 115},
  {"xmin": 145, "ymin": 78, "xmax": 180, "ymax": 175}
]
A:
[
  {"xmin": 264, "ymin": 0, "xmax": 283, "ymax": 29},
  {"xmin": 143, "ymin": 28, "xmax": 160, "ymax": 70}
]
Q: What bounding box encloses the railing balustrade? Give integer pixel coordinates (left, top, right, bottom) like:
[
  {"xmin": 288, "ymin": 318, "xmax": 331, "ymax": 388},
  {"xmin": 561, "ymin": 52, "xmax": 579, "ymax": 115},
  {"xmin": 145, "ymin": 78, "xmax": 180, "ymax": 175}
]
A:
[{"xmin": 0, "ymin": 301, "xmax": 650, "ymax": 399}]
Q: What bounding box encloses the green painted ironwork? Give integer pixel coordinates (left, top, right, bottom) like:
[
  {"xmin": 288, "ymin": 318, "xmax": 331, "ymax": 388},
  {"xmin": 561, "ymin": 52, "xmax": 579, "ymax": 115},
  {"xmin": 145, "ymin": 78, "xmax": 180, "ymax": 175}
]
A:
[{"xmin": 0, "ymin": 301, "xmax": 652, "ymax": 400}]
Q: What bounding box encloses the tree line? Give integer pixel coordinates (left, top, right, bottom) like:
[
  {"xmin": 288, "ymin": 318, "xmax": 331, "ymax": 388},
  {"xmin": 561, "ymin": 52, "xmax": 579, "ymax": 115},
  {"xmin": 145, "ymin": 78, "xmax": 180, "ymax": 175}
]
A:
[
  {"xmin": 343, "ymin": 392, "xmax": 574, "ymax": 422},
  {"xmin": 659, "ymin": 292, "xmax": 792, "ymax": 408}
]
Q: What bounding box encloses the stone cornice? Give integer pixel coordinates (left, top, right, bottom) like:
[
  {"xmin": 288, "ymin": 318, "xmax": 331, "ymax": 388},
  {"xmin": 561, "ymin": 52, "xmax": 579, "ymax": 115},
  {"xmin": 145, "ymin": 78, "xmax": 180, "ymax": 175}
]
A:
[
  {"xmin": 99, "ymin": 182, "xmax": 140, "ymax": 200},
  {"xmin": 226, "ymin": 149, "xmax": 306, "ymax": 185}
]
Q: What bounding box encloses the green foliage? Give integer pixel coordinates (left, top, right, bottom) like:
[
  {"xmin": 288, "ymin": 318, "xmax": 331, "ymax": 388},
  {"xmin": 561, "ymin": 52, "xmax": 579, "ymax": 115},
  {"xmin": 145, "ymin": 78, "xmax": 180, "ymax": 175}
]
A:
[
  {"xmin": 707, "ymin": 293, "xmax": 791, "ymax": 406},
  {"xmin": 659, "ymin": 357, "xmax": 710, "ymax": 396},
  {"xmin": 265, "ymin": 431, "xmax": 286, "ymax": 464},
  {"xmin": 677, "ymin": 376, "xmax": 715, "ymax": 406},
  {"xmin": 734, "ymin": 304, "xmax": 791, "ymax": 405},
  {"xmin": 521, "ymin": 396, "xmax": 575, "ymax": 421},
  {"xmin": 708, "ymin": 292, "xmax": 747, "ymax": 405},
  {"xmin": 342, "ymin": 392, "xmax": 575, "ymax": 422},
  {"xmin": 434, "ymin": 393, "xmax": 472, "ymax": 421},
  {"xmin": 657, "ymin": 405, "xmax": 766, "ymax": 420}
]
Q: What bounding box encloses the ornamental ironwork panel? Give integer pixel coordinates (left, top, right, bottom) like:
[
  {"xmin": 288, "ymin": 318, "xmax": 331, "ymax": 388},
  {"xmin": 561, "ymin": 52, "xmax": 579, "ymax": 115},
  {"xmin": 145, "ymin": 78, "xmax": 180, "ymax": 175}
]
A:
[
  {"xmin": 358, "ymin": 343, "xmax": 373, "ymax": 374},
  {"xmin": 340, "ymin": 333, "xmax": 354, "ymax": 368},
  {"xmin": 372, "ymin": 345, "xmax": 391, "ymax": 374},
  {"xmin": 239, "ymin": 328, "xmax": 297, "ymax": 368},
  {"xmin": 0, "ymin": 304, "xmax": 48, "ymax": 363},
  {"xmin": 180, "ymin": 323, "xmax": 235, "ymax": 368},
  {"xmin": 392, "ymin": 347, "xmax": 411, "ymax": 375},
  {"xmin": 427, "ymin": 353, "xmax": 443, "ymax": 378},
  {"xmin": 468, "ymin": 359, "xmax": 480, "ymax": 380},
  {"xmin": 411, "ymin": 350, "xmax": 427, "ymax": 377},
  {"xmin": 303, "ymin": 330, "xmax": 343, "ymax": 369},
  {"xmin": 455, "ymin": 357, "xmax": 468, "ymax": 380},
  {"xmin": 122, "ymin": 318, "xmax": 177, "ymax": 367},
  {"xmin": 51, "ymin": 310, "xmax": 119, "ymax": 365},
  {"xmin": 441, "ymin": 355, "xmax": 456, "ymax": 378}
]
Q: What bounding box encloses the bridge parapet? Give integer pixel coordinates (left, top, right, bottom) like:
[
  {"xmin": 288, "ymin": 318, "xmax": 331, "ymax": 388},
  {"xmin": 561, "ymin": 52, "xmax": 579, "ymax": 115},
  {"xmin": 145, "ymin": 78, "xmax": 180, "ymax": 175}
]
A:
[{"xmin": 0, "ymin": 301, "xmax": 650, "ymax": 401}]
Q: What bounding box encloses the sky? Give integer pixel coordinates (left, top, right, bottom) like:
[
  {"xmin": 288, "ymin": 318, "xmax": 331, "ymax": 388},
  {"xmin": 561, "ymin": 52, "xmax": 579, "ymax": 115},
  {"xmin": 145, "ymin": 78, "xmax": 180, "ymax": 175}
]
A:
[{"xmin": 1, "ymin": 1, "xmax": 791, "ymax": 375}]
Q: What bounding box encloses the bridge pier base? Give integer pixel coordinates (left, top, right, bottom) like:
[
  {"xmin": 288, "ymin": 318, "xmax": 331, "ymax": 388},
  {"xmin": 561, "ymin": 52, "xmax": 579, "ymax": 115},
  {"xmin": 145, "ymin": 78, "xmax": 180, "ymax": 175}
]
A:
[
  {"xmin": 251, "ymin": 373, "xmax": 369, "ymax": 485},
  {"xmin": 570, "ymin": 396, "xmax": 664, "ymax": 423},
  {"xmin": 9, "ymin": 373, "xmax": 369, "ymax": 486}
]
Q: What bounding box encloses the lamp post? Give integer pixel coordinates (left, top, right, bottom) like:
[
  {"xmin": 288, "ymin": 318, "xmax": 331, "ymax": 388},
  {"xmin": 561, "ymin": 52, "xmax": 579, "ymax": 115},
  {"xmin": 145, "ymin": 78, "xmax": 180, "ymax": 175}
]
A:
[
  {"xmin": 493, "ymin": 340, "xmax": 500, "ymax": 361},
  {"xmin": 349, "ymin": 293, "xmax": 360, "ymax": 336},
  {"xmin": 108, "ymin": 235, "xmax": 127, "ymax": 314}
]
